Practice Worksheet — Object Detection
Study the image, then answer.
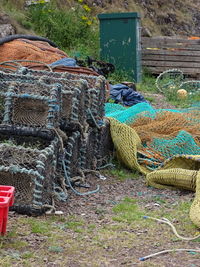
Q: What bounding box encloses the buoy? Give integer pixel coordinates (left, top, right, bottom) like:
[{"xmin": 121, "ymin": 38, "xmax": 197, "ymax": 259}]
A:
[{"xmin": 177, "ymin": 89, "xmax": 188, "ymax": 100}]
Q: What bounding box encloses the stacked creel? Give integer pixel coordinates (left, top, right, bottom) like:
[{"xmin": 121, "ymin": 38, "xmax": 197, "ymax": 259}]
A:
[
  {"xmin": 0, "ymin": 68, "xmax": 108, "ymax": 214},
  {"xmin": 0, "ymin": 73, "xmax": 62, "ymax": 214}
]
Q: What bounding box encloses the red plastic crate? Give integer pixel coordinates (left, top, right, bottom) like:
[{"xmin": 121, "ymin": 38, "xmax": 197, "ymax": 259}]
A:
[
  {"xmin": 0, "ymin": 186, "xmax": 15, "ymax": 206},
  {"xmin": 0, "ymin": 186, "xmax": 15, "ymax": 235}
]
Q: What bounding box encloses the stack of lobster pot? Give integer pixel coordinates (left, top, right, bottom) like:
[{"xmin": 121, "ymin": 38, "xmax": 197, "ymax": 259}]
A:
[
  {"xmin": 0, "ymin": 74, "xmax": 62, "ymax": 214},
  {"xmin": 0, "ymin": 68, "xmax": 108, "ymax": 214}
]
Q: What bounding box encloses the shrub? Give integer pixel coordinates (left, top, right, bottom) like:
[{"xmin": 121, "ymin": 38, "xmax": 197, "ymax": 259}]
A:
[{"xmin": 28, "ymin": 1, "xmax": 99, "ymax": 57}]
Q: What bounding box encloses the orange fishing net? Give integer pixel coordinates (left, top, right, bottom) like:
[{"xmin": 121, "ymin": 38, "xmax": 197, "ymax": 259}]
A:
[
  {"xmin": 131, "ymin": 110, "xmax": 200, "ymax": 145},
  {"xmin": 130, "ymin": 110, "xmax": 200, "ymax": 163},
  {"xmin": 0, "ymin": 39, "xmax": 67, "ymax": 66}
]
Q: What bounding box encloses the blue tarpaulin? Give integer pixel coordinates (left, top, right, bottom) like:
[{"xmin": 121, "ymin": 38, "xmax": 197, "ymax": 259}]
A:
[{"xmin": 109, "ymin": 83, "xmax": 147, "ymax": 106}]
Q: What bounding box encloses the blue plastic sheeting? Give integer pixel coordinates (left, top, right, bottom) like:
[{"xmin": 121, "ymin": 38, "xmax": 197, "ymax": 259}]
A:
[
  {"xmin": 49, "ymin": 57, "xmax": 77, "ymax": 67},
  {"xmin": 109, "ymin": 83, "xmax": 147, "ymax": 106}
]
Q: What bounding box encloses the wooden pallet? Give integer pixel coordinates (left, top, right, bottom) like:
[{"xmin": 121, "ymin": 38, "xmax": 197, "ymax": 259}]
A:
[{"xmin": 141, "ymin": 36, "xmax": 200, "ymax": 77}]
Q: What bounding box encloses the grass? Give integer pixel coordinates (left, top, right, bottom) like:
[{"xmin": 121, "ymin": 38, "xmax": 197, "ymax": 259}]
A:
[
  {"xmin": 102, "ymin": 159, "xmax": 140, "ymax": 181},
  {"xmin": 137, "ymin": 71, "xmax": 158, "ymax": 93},
  {"xmin": 112, "ymin": 197, "xmax": 145, "ymax": 223},
  {"xmin": 0, "ymin": 187, "xmax": 199, "ymax": 266}
]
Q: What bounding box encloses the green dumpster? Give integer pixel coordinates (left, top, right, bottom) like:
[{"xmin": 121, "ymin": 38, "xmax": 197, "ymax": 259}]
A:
[{"xmin": 98, "ymin": 12, "xmax": 141, "ymax": 83}]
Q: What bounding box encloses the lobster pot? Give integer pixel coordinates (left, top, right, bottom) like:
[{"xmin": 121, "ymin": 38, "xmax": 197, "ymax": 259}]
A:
[
  {"xmin": 0, "ymin": 71, "xmax": 90, "ymax": 129},
  {"xmin": 60, "ymin": 73, "xmax": 106, "ymax": 119},
  {"xmin": 0, "ymin": 133, "xmax": 59, "ymax": 215},
  {"xmin": 96, "ymin": 119, "xmax": 114, "ymax": 167},
  {"xmin": 84, "ymin": 127, "xmax": 100, "ymax": 170},
  {"xmin": 14, "ymin": 68, "xmax": 106, "ymax": 119},
  {"xmin": 84, "ymin": 120, "xmax": 114, "ymax": 169},
  {"xmin": 38, "ymin": 76, "xmax": 89, "ymax": 129},
  {"xmin": 0, "ymin": 81, "xmax": 61, "ymax": 128},
  {"xmin": 63, "ymin": 131, "xmax": 82, "ymax": 179}
]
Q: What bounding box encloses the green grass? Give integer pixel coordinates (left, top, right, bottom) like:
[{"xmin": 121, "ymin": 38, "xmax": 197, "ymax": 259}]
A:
[
  {"xmin": 102, "ymin": 159, "xmax": 140, "ymax": 181},
  {"xmin": 137, "ymin": 71, "xmax": 157, "ymax": 93},
  {"xmin": 112, "ymin": 197, "xmax": 145, "ymax": 223},
  {"xmin": 108, "ymin": 69, "xmax": 133, "ymax": 85}
]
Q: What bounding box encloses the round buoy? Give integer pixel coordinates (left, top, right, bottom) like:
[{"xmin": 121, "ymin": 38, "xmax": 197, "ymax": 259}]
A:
[{"xmin": 177, "ymin": 89, "xmax": 188, "ymax": 100}]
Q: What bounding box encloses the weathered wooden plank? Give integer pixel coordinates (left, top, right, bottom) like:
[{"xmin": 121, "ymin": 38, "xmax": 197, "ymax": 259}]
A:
[
  {"xmin": 142, "ymin": 37, "xmax": 200, "ymax": 45},
  {"xmin": 142, "ymin": 44, "xmax": 200, "ymax": 51},
  {"xmin": 143, "ymin": 66, "xmax": 200, "ymax": 75},
  {"xmin": 143, "ymin": 60, "xmax": 200, "ymax": 68},
  {"xmin": 142, "ymin": 54, "xmax": 200, "ymax": 62},
  {"xmin": 141, "ymin": 37, "xmax": 200, "ymax": 45},
  {"xmin": 142, "ymin": 49, "xmax": 200, "ymax": 57}
]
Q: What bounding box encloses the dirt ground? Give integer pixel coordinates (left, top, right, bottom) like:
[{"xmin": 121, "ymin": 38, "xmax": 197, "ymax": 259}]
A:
[
  {"xmin": 3, "ymin": 174, "xmax": 199, "ymax": 267},
  {"xmin": 1, "ymin": 92, "xmax": 200, "ymax": 267}
]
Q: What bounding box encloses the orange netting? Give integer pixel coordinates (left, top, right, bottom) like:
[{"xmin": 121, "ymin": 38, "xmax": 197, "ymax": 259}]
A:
[
  {"xmin": 131, "ymin": 111, "xmax": 200, "ymax": 145},
  {"xmin": 0, "ymin": 39, "xmax": 67, "ymax": 66},
  {"xmin": 129, "ymin": 110, "xmax": 200, "ymax": 163}
]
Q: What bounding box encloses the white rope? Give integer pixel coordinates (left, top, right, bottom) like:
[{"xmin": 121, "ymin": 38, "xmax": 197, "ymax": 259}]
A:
[
  {"xmin": 139, "ymin": 248, "xmax": 200, "ymax": 261},
  {"xmin": 143, "ymin": 216, "xmax": 200, "ymax": 241}
]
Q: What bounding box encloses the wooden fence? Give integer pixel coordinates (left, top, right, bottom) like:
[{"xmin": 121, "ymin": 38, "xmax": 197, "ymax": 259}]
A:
[{"xmin": 141, "ymin": 36, "xmax": 200, "ymax": 77}]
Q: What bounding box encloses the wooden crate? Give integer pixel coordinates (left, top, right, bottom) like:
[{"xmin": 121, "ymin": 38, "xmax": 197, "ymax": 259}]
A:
[{"xmin": 141, "ymin": 36, "xmax": 200, "ymax": 77}]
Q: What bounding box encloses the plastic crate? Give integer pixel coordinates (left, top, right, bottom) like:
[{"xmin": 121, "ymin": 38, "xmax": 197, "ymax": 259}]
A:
[
  {"xmin": 0, "ymin": 186, "xmax": 15, "ymax": 235},
  {"xmin": 0, "ymin": 185, "xmax": 15, "ymax": 206}
]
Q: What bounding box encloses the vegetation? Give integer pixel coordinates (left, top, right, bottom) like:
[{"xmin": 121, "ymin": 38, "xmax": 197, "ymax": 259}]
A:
[
  {"xmin": 1, "ymin": 190, "xmax": 199, "ymax": 266},
  {"xmin": 1, "ymin": 0, "xmax": 99, "ymax": 58}
]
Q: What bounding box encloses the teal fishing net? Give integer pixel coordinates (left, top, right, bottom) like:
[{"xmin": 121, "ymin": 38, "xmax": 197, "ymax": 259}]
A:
[{"xmin": 105, "ymin": 102, "xmax": 200, "ymax": 170}]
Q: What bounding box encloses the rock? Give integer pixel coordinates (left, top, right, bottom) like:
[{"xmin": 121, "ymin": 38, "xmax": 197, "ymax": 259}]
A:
[
  {"xmin": 0, "ymin": 24, "xmax": 15, "ymax": 38},
  {"xmin": 0, "ymin": 13, "xmax": 11, "ymax": 24},
  {"xmin": 141, "ymin": 27, "xmax": 152, "ymax": 37}
]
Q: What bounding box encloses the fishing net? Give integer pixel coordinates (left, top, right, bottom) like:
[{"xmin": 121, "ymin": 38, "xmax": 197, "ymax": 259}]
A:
[
  {"xmin": 106, "ymin": 102, "xmax": 200, "ymax": 227},
  {"xmin": 106, "ymin": 102, "xmax": 200, "ymax": 171},
  {"xmin": 0, "ymin": 39, "xmax": 67, "ymax": 68}
]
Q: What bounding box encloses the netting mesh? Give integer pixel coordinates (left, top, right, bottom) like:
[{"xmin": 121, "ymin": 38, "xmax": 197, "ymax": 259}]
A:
[
  {"xmin": 106, "ymin": 101, "xmax": 200, "ymax": 227},
  {"xmin": 0, "ymin": 80, "xmax": 61, "ymax": 128},
  {"xmin": 0, "ymin": 39, "xmax": 67, "ymax": 67},
  {"xmin": 106, "ymin": 102, "xmax": 200, "ymax": 170}
]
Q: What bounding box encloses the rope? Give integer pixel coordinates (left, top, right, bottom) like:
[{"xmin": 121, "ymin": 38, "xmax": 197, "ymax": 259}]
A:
[
  {"xmin": 139, "ymin": 248, "xmax": 200, "ymax": 261},
  {"xmin": 0, "ymin": 34, "xmax": 58, "ymax": 47},
  {"xmin": 62, "ymin": 158, "xmax": 100, "ymax": 196},
  {"xmin": 97, "ymin": 163, "xmax": 115, "ymax": 170},
  {"xmin": 87, "ymin": 108, "xmax": 101, "ymax": 129},
  {"xmin": 0, "ymin": 60, "xmax": 53, "ymax": 72},
  {"xmin": 143, "ymin": 216, "xmax": 200, "ymax": 241}
]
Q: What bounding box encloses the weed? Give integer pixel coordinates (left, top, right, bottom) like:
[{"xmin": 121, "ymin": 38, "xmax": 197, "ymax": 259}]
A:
[
  {"xmin": 108, "ymin": 69, "xmax": 133, "ymax": 85},
  {"xmin": 27, "ymin": 218, "xmax": 50, "ymax": 234},
  {"xmin": 48, "ymin": 246, "xmax": 63, "ymax": 253},
  {"xmin": 137, "ymin": 71, "xmax": 157, "ymax": 93},
  {"xmin": 112, "ymin": 197, "xmax": 145, "ymax": 223},
  {"xmin": 103, "ymin": 159, "xmax": 139, "ymax": 181},
  {"xmin": 27, "ymin": 1, "xmax": 99, "ymax": 57},
  {"xmin": 21, "ymin": 251, "xmax": 34, "ymax": 259},
  {"xmin": 145, "ymin": 96, "xmax": 155, "ymax": 103}
]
